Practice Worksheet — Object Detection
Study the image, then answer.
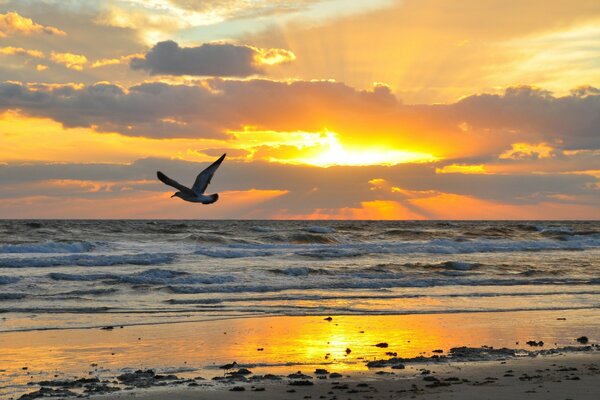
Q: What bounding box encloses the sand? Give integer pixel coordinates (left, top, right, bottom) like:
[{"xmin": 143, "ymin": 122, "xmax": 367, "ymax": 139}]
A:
[
  {"xmin": 94, "ymin": 353, "xmax": 600, "ymax": 400},
  {"xmin": 4, "ymin": 311, "xmax": 599, "ymax": 400}
]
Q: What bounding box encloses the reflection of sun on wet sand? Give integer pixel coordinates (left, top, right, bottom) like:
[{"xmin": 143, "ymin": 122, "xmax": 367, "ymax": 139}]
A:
[{"xmin": 5, "ymin": 310, "xmax": 600, "ymax": 399}]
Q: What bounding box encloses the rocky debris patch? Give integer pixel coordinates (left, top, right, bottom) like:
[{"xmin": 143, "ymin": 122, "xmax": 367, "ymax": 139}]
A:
[
  {"xmin": 526, "ymin": 340, "xmax": 544, "ymax": 347},
  {"xmin": 18, "ymin": 387, "xmax": 77, "ymax": 400},
  {"xmin": 117, "ymin": 369, "xmax": 180, "ymax": 388},
  {"xmin": 29, "ymin": 378, "xmax": 100, "ymax": 388},
  {"xmin": 83, "ymin": 383, "xmax": 121, "ymax": 394},
  {"xmin": 288, "ymin": 380, "xmax": 313, "ymax": 386},
  {"xmin": 366, "ymin": 345, "xmax": 600, "ymax": 368},
  {"xmin": 249, "ymin": 374, "xmax": 283, "ymax": 381},
  {"xmin": 226, "ymin": 368, "xmax": 253, "ymax": 376},
  {"xmin": 577, "ymin": 336, "xmax": 589, "ymax": 344},
  {"xmin": 288, "ymin": 371, "xmax": 312, "ymax": 379}
]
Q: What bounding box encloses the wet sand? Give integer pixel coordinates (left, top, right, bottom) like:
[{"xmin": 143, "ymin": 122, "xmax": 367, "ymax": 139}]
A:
[
  {"xmin": 3, "ymin": 310, "xmax": 599, "ymax": 399},
  {"xmin": 94, "ymin": 353, "xmax": 600, "ymax": 400}
]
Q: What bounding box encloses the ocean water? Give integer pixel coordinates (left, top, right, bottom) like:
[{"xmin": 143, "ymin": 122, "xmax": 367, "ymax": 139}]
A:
[{"xmin": 0, "ymin": 220, "xmax": 599, "ymax": 332}]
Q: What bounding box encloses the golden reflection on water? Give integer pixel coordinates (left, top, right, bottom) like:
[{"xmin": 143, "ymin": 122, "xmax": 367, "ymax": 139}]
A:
[{"xmin": 1, "ymin": 309, "xmax": 599, "ymax": 390}]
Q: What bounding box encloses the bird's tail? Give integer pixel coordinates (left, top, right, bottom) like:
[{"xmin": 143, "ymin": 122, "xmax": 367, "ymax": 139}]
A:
[{"xmin": 202, "ymin": 193, "xmax": 219, "ymax": 204}]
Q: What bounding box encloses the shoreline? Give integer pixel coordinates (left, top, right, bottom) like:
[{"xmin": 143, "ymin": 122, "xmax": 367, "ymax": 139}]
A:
[
  {"xmin": 17, "ymin": 348, "xmax": 600, "ymax": 400},
  {"xmin": 2, "ymin": 310, "xmax": 598, "ymax": 399}
]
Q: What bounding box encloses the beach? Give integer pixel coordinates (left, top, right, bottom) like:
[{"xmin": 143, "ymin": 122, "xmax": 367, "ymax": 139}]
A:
[
  {"xmin": 94, "ymin": 353, "xmax": 600, "ymax": 400},
  {"xmin": 3, "ymin": 311, "xmax": 599, "ymax": 399},
  {"xmin": 1, "ymin": 220, "xmax": 599, "ymax": 399}
]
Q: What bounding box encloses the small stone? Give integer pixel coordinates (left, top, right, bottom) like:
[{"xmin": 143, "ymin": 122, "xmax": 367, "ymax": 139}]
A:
[{"xmin": 576, "ymin": 336, "xmax": 589, "ymax": 344}]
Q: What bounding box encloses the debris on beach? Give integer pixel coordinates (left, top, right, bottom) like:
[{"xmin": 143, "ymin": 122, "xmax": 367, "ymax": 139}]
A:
[
  {"xmin": 226, "ymin": 368, "xmax": 253, "ymax": 376},
  {"xmin": 288, "ymin": 380, "xmax": 314, "ymax": 386},
  {"xmin": 577, "ymin": 336, "xmax": 589, "ymax": 344},
  {"xmin": 526, "ymin": 340, "xmax": 544, "ymax": 347},
  {"xmin": 116, "ymin": 369, "xmax": 180, "ymax": 388},
  {"xmin": 288, "ymin": 371, "xmax": 312, "ymax": 379},
  {"xmin": 18, "ymin": 387, "xmax": 77, "ymax": 400}
]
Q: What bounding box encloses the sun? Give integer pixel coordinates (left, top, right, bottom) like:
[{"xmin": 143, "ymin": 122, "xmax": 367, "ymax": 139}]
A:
[{"xmin": 292, "ymin": 132, "xmax": 437, "ymax": 167}]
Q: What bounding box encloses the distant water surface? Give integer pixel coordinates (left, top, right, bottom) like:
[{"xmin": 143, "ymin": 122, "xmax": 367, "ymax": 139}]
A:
[{"xmin": 0, "ymin": 220, "xmax": 599, "ymax": 331}]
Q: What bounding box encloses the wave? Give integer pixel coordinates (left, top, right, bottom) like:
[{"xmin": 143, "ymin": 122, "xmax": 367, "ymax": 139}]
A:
[
  {"xmin": 288, "ymin": 233, "xmax": 338, "ymax": 244},
  {"xmin": 166, "ymin": 276, "xmax": 599, "ymax": 294},
  {"xmin": 48, "ymin": 268, "xmax": 235, "ymax": 286},
  {"xmin": 0, "ymin": 253, "xmax": 176, "ymax": 268},
  {"xmin": 0, "ymin": 275, "xmax": 19, "ymax": 284},
  {"xmin": 195, "ymin": 249, "xmax": 272, "ymax": 258},
  {"xmin": 45, "ymin": 288, "xmax": 119, "ymax": 297},
  {"xmin": 183, "ymin": 234, "xmax": 229, "ymax": 244},
  {"xmin": 268, "ymin": 267, "xmax": 331, "ymax": 276},
  {"xmin": 0, "ymin": 241, "xmax": 94, "ymax": 254},
  {"xmin": 304, "ymin": 226, "xmax": 336, "ymax": 234},
  {"xmin": 166, "ymin": 289, "xmax": 600, "ymax": 305},
  {"xmin": 0, "ymin": 292, "xmax": 27, "ymax": 300},
  {"xmin": 118, "ymin": 269, "xmax": 235, "ymax": 285},
  {"xmin": 250, "ymin": 226, "xmax": 274, "ymax": 233},
  {"xmin": 183, "ymin": 235, "xmax": 600, "ymax": 259}
]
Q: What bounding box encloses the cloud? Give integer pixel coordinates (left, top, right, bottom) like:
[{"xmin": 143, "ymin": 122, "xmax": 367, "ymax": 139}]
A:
[
  {"xmin": 50, "ymin": 52, "xmax": 88, "ymax": 70},
  {"xmin": 0, "ymin": 79, "xmax": 598, "ymax": 159},
  {"xmin": 0, "ymin": 158, "xmax": 597, "ymax": 218},
  {"xmin": 245, "ymin": 0, "xmax": 600, "ymax": 103},
  {"xmin": 0, "ymin": 11, "xmax": 66, "ymax": 37},
  {"xmin": 91, "ymin": 53, "xmax": 143, "ymax": 68},
  {"xmin": 130, "ymin": 40, "xmax": 295, "ymax": 77},
  {"xmin": 167, "ymin": 0, "xmax": 322, "ymax": 19},
  {"xmin": 0, "ymin": 46, "xmax": 44, "ymax": 58},
  {"xmin": 499, "ymin": 142, "xmax": 556, "ymax": 160}
]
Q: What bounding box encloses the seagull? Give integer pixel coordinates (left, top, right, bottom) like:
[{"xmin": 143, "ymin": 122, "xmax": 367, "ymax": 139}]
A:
[{"xmin": 157, "ymin": 154, "xmax": 226, "ymax": 204}]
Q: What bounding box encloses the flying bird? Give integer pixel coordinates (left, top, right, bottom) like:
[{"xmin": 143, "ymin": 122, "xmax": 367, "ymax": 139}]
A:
[{"xmin": 157, "ymin": 154, "xmax": 226, "ymax": 204}]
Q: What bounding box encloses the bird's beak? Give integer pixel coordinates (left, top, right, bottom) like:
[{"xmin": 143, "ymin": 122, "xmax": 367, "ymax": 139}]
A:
[{"xmin": 171, "ymin": 194, "xmax": 176, "ymax": 198}]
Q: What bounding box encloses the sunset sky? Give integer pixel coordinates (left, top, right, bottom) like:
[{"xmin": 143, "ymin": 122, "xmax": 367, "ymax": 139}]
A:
[{"xmin": 0, "ymin": 0, "xmax": 599, "ymax": 219}]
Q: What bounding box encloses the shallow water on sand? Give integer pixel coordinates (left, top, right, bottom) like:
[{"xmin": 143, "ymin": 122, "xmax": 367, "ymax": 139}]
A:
[
  {"xmin": 1, "ymin": 311, "xmax": 599, "ymax": 399},
  {"xmin": 0, "ymin": 220, "xmax": 599, "ymax": 331}
]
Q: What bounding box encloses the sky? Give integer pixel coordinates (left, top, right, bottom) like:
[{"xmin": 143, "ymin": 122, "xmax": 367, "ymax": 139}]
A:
[{"xmin": 0, "ymin": 0, "xmax": 599, "ymax": 219}]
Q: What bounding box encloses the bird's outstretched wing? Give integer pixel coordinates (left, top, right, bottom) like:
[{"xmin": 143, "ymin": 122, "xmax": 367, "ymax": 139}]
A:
[
  {"xmin": 157, "ymin": 171, "xmax": 196, "ymax": 196},
  {"xmin": 192, "ymin": 154, "xmax": 226, "ymax": 195}
]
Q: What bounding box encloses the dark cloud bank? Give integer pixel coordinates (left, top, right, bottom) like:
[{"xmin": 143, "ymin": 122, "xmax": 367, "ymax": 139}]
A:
[{"xmin": 130, "ymin": 40, "xmax": 266, "ymax": 77}]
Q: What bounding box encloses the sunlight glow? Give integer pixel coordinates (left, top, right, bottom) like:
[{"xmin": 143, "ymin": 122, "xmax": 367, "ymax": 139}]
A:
[{"xmin": 289, "ymin": 132, "xmax": 437, "ymax": 167}]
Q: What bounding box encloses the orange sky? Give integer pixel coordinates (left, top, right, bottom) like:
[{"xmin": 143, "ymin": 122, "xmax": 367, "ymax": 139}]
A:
[{"xmin": 0, "ymin": 1, "xmax": 598, "ymax": 219}]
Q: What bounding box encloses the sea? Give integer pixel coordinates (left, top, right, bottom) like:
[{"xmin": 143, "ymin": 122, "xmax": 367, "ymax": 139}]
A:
[{"xmin": 0, "ymin": 220, "xmax": 599, "ymax": 332}]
